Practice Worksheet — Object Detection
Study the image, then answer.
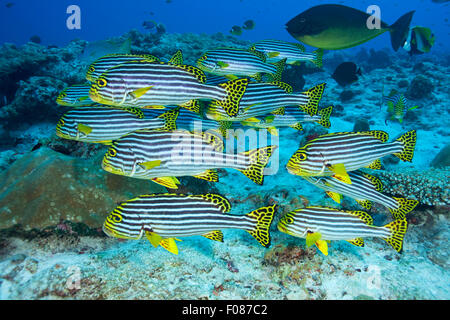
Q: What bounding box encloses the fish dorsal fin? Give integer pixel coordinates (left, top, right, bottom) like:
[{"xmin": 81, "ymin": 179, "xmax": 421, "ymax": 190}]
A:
[
  {"xmin": 157, "ymin": 107, "xmax": 180, "ymax": 131},
  {"xmin": 347, "ymin": 238, "xmax": 365, "ymax": 247},
  {"xmin": 202, "ymin": 230, "xmax": 224, "ymax": 242},
  {"xmin": 290, "ymin": 123, "xmax": 304, "ymax": 131},
  {"xmin": 195, "ymin": 131, "xmax": 224, "ymax": 152},
  {"xmin": 123, "ymin": 107, "xmax": 145, "ymax": 119},
  {"xmin": 168, "ymin": 50, "xmax": 183, "ymax": 65},
  {"xmin": 270, "ymin": 81, "xmax": 293, "ymax": 93},
  {"xmin": 191, "ymin": 194, "xmax": 231, "ymax": 213},
  {"xmin": 247, "ymin": 48, "xmax": 267, "ymax": 62},
  {"xmin": 180, "ymin": 100, "xmax": 201, "ymax": 113},
  {"xmin": 346, "ymin": 210, "xmax": 373, "ymax": 225},
  {"xmin": 175, "ymin": 64, "xmax": 206, "ymax": 83},
  {"xmin": 362, "ymin": 173, "xmax": 383, "ymax": 192},
  {"xmin": 271, "ymin": 107, "xmax": 285, "ymax": 115},
  {"xmin": 356, "ymin": 199, "xmax": 373, "ymax": 210},
  {"xmin": 193, "ymin": 169, "xmax": 219, "ymax": 182},
  {"xmin": 358, "ymin": 130, "xmax": 389, "ymax": 143},
  {"xmin": 366, "ymin": 159, "xmax": 382, "ymax": 170}
]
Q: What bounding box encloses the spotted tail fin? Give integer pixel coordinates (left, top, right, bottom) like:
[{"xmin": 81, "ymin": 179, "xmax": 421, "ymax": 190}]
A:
[
  {"xmin": 268, "ymin": 58, "xmax": 286, "ymax": 82},
  {"xmin": 312, "ymin": 49, "xmax": 324, "ymax": 68},
  {"xmin": 383, "ymin": 219, "xmax": 408, "ymax": 253},
  {"xmin": 393, "ymin": 130, "xmax": 417, "ymax": 162},
  {"xmin": 245, "ymin": 204, "xmax": 276, "ymax": 248},
  {"xmin": 388, "ymin": 197, "xmax": 419, "ymax": 220},
  {"xmin": 238, "ymin": 146, "xmax": 277, "ymax": 185},
  {"xmin": 316, "ymin": 105, "xmax": 332, "ymax": 128},
  {"xmin": 300, "ymin": 83, "xmax": 326, "ymax": 116},
  {"xmin": 215, "ymin": 78, "xmax": 249, "ymax": 117}
]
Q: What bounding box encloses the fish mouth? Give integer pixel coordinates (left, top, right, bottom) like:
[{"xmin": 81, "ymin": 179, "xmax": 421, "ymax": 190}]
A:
[
  {"xmin": 101, "ymin": 160, "xmax": 124, "ymax": 175},
  {"xmin": 102, "ymin": 224, "xmax": 137, "ymax": 239}
]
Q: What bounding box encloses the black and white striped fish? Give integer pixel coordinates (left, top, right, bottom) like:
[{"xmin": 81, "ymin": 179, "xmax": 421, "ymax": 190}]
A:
[
  {"xmin": 197, "ymin": 47, "xmax": 286, "ymax": 82},
  {"xmin": 204, "ymin": 82, "xmax": 326, "ymax": 121},
  {"xmin": 56, "ymin": 84, "xmax": 97, "ymax": 107},
  {"xmin": 250, "ymin": 39, "xmax": 323, "ymax": 67},
  {"xmin": 103, "ymin": 193, "xmax": 276, "ymax": 254},
  {"xmin": 240, "ymin": 105, "xmax": 332, "ymax": 135},
  {"xmin": 89, "ymin": 60, "xmax": 249, "ymax": 117},
  {"xmin": 287, "ymin": 130, "xmax": 417, "ymax": 184},
  {"xmin": 278, "ymin": 206, "xmax": 408, "ymax": 255},
  {"xmin": 303, "ymin": 171, "xmax": 419, "ymax": 219},
  {"xmin": 56, "ymin": 106, "xmax": 178, "ymax": 144},
  {"xmin": 102, "ymin": 129, "xmax": 277, "ymax": 189},
  {"xmin": 85, "ymin": 53, "xmax": 161, "ymax": 82}
]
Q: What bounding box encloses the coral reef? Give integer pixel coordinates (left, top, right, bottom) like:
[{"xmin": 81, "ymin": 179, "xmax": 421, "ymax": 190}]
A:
[
  {"xmin": 431, "ymin": 143, "xmax": 450, "ymax": 168},
  {"xmin": 406, "ymin": 75, "xmax": 435, "ymax": 100}
]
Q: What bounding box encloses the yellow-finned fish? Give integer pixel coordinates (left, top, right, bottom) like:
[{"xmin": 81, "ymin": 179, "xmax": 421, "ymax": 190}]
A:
[
  {"xmin": 56, "ymin": 84, "xmax": 97, "ymax": 107},
  {"xmin": 278, "ymin": 206, "xmax": 408, "ymax": 255},
  {"xmin": 103, "ymin": 193, "xmax": 276, "ymax": 255}
]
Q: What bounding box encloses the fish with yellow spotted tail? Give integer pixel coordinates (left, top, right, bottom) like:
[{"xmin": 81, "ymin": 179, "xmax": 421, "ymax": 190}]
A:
[
  {"xmin": 277, "ymin": 206, "xmax": 408, "ymax": 254},
  {"xmin": 103, "ymin": 193, "xmax": 277, "ymax": 254},
  {"xmin": 287, "ymin": 130, "xmax": 417, "ymax": 184}
]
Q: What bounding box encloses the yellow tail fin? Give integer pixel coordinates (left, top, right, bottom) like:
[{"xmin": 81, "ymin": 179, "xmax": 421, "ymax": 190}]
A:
[
  {"xmin": 215, "ymin": 78, "xmax": 249, "ymax": 117},
  {"xmin": 394, "ymin": 130, "xmax": 417, "ymax": 162},
  {"xmin": 300, "ymin": 83, "xmax": 326, "ymax": 116},
  {"xmin": 316, "ymin": 105, "xmax": 332, "ymax": 128},
  {"xmin": 245, "ymin": 204, "xmax": 276, "ymax": 248},
  {"xmin": 238, "ymin": 146, "xmax": 277, "ymax": 185},
  {"xmin": 388, "ymin": 197, "xmax": 419, "ymax": 220},
  {"xmin": 383, "ymin": 219, "xmax": 408, "ymax": 253}
]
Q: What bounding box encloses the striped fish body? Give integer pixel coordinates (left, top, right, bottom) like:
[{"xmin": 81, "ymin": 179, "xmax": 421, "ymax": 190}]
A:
[
  {"xmin": 89, "ymin": 61, "xmax": 222, "ymax": 107},
  {"xmin": 303, "ymin": 171, "xmax": 418, "ymax": 219},
  {"xmin": 103, "ymin": 193, "xmax": 276, "ymax": 253},
  {"xmin": 241, "ymin": 105, "xmax": 332, "ymax": 131},
  {"xmin": 55, "ymin": 106, "xmax": 175, "ymax": 144},
  {"xmin": 197, "ymin": 47, "xmax": 281, "ymax": 80},
  {"xmin": 287, "ymin": 130, "xmax": 417, "ymax": 178},
  {"xmin": 85, "ymin": 53, "xmax": 160, "ymax": 82},
  {"xmin": 102, "ymin": 129, "xmax": 276, "ymax": 186},
  {"xmin": 278, "ymin": 206, "xmax": 408, "ymax": 253},
  {"xmin": 205, "ymin": 82, "xmax": 326, "ymax": 121},
  {"xmin": 56, "ymin": 84, "xmax": 97, "ymax": 107},
  {"xmin": 250, "ymin": 40, "xmax": 323, "ymax": 67}
]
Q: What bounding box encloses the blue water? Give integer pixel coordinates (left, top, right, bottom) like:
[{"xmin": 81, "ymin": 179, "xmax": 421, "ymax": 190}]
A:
[{"xmin": 1, "ymin": 0, "xmax": 449, "ymax": 52}]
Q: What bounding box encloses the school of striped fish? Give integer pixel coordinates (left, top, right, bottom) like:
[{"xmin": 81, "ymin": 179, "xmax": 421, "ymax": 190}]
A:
[{"xmin": 55, "ymin": 39, "xmax": 419, "ymax": 256}]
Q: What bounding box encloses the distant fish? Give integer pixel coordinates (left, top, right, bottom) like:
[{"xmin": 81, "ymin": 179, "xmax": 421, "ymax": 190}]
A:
[
  {"xmin": 5, "ymin": 2, "xmax": 14, "ymax": 8},
  {"xmin": 331, "ymin": 62, "xmax": 361, "ymax": 87},
  {"xmin": 403, "ymin": 26, "xmax": 435, "ymax": 55},
  {"xmin": 242, "ymin": 19, "xmax": 255, "ymax": 30},
  {"xmin": 79, "ymin": 38, "xmax": 132, "ymax": 64},
  {"xmin": 229, "ymin": 25, "xmax": 243, "ymax": 36},
  {"xmin": 103, "ymin": 193, "xmax": 276, "ymax": 254},
  {"xmin": 56, "ymin": 84, "xmax": 97, "ymax": 107},
  {"xmin": 29, "ymin": 35, "xmax": 41, "ymax": 44},
  {"xmin": 383, "ymin": 90, "xmax": 419, "ymax": 124},
  {"xmin": 287, "ymin": 130, "xmax": 417, "ymax": 184},
  {"xmin": 142, "ymin": 20, "xmax": 157, "ymax": 30},
  {"xmin": 102, "ymin": 129, "xmax": 277, "ymax": 188},
  {"xmin": 241, "ymin": 105, "xmax": 332, "ymax": 135},
  {"xmin": 286, "ymin": 4, "xmax": 415, "ymax": 51},
  {"xmin": 278, "ymin": 206, "xmax": 408, "ymax": 255},
  {"xmin": 197, "ymin": 47, "xmax": 286, "ymax": 82},
  {"xmin": 250, "ymin": 39, "xmax": 323, "ymax": 67},
  {"xmin": 303, "ymin": 171, "xmax": 419, "ymax": 220},
  {"xmin": 205, "ymin": 82, "xmax": 326, "ymax": 122}
]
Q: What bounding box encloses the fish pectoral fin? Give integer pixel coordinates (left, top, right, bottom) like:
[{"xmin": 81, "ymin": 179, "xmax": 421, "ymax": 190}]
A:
[
  {"xmin": 326, "ymin": 191, "xmax": 342, "ymax": 204},
  {"xmin": 139, "ymin": 160, "xmax": 162, "ymax": 170},
  {"xmin": 159, "ymin": 238, "xmax": 180, "ymax": 255},
  {"xmin": 347, "ymin": 238, "xmax": 365, "ymax": 247},
  {"xmin": 202, "ymin": 230, "xmax": 224, "ymax": 242},
  {"xmin": 267, "ymin": 127, "xmax": 278, "ymax": 136},
  {"xmin": 243, "ymin": 117, "xmax": 260, "ymax": 123},
  {"xmin": 329, "ymin": 163, "xmax": 351, "ymax": 184},
  {"xmin": 264, "ymin": 115, "xmax": 275, "ymax": 123},
  {"xmin": 130, "ymin": 86, "xmax": 154, "ymax": 99},
  {"xmin": 216, "ymin": 61, "xmax": 229, "ymax": 69},
  {"xmin": 315, "ymin": 240, "xmax": 329, "ymax": 256},
  {"xmin": 268, "ymin": 52, "xmax": 280, "ymax": 58},
  {"xmin": 289, "ymin": 123, "xmax": 303, "ymax": 131},
  {"xmin": 225, "ymin": 74, "xmax": 239, "ymax": 80},
  {"xmin": 142, "ymin": 105, "xmax": 166, "ymax": 109},
  {"xmin": 151, "ymin": 176, "xmax": 180, "ymax": 189},
  {"xmin": 77, "ymin": 123, "xmax": 92, "ymax": 136},
  {"xmin": 146, "ymin": 231, "xmax": 163, "ymax": 248},
  {"xmin": 305, "ymin": 232, "xmax": 322, "ymax": 247}
]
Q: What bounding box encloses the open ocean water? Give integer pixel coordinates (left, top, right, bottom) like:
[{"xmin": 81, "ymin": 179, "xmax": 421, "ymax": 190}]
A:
[{"xmin": 0, "ymin": 0, "xmax": 448, "ymax": 306}]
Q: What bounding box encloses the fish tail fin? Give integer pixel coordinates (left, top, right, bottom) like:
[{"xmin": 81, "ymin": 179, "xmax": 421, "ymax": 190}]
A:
[
  {"xmin": 382, "ymin": 219, "xmax": 408, "ymax": 253},
  {"xmin": 215, "ymin": 79, "xmax": 249, "ymax": 117},
  {"xmin": 157, "ymin": 107, "xmax": 180, "ymax": 130},
  {"xmin": 270, "ymin": 58, "xmax": 286, "ymax": 82},
  {"xmin": 245, "ymin": 204, "xmax": 276, "ymax": 248},
  {"xmin": 316, "ymin": 105, "xmax": 332, "ymax": 128},
  {"xmin": 388, "ymin": 197, "xmax": 419, "ymax": 220},
  {"xmin": 393, "ymin": 129, "xmax": 417, "ymax": 162},
  {"xmin": 389, "ymin": 11, "xmax": 415, "ymax": 51},
  {"xmin": 312, "ymin": 48, "xmax": 324, "ymax": 68},
  {"xmin": 300, "ymin": 83, "xmax": 326, "ymax": 116},
  {"xmin": 238, "ymin": 146, "xmax": 277, "ymax": 185}
]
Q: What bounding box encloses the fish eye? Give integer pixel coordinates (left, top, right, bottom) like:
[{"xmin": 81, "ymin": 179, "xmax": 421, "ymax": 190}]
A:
[
  {"xmin": 97, "ymin": 78, "xmax": 107, "ymax": 87},
  {"xmin": 297, "ymin": 152, "xmax": 307, "ymax": 161},
  {"xmin": 58, "ymin": 92, "xmax": 67, "ymax": 99},
  {"xmin": 89, "ymin": 66, "xmax": 95, "ymax": 73},
  {"xmin": 108, "ymin": 148, "xmax": 117, "ymax": 157},
  {"xmin": 108, "ymin": 213, "xmax": 122, "ymax": 224},
  {"xmin": 284, "ymin": 216, "xmax": 294, "ymax": 224},
  {"xmin": 57, "ymin": 119, "xmax": 65, "ymax": 127}
]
